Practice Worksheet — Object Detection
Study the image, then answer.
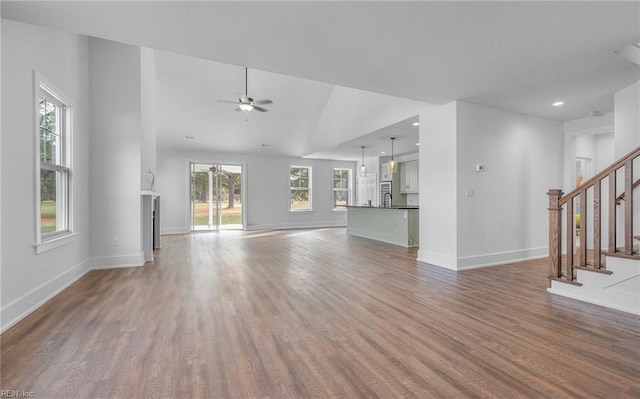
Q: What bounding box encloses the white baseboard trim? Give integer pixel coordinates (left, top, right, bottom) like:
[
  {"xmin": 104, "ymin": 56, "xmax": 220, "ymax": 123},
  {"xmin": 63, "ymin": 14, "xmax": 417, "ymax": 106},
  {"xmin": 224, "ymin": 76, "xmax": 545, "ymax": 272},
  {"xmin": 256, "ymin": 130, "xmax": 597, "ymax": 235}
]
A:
[
  {"xmin": 417, "ymin": 250, "xmax": 458, "ymax": 271},
  {"xmin": 247, "ymin": 221, "xmax": 346, "ymax": 231},
  {"xmin": 161, "ymin": 226, "xmax": 189, "ymax": 235},
  {"xmin": 1, "ymin": 259, "xmax": 91, "ymax": 333},
  {"xmin": 417, "ymin": 247, "xmax": 548, "ymax": 271},
  {"xmin": 456, "ymin": 247, "xmax": 548, "ymax": 270},
  {"xmin": 90, "ymin": 253, "xmax": 145, "ymax": 270}
]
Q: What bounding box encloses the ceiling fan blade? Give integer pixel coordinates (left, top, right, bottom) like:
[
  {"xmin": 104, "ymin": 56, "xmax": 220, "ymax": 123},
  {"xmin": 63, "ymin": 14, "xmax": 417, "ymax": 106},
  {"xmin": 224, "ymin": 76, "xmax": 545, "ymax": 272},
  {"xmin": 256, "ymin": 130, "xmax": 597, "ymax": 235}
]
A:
[
  {"xmin": 253, "ymin": 99, "xmax": 273, "ymax": 105},
  {"xmin": 217, "ymin": 100, "xmax": 238, "ymax": 104},
  {"xmin": 253, "ymin": 106, "xmax": 269, "ymax": 112}
]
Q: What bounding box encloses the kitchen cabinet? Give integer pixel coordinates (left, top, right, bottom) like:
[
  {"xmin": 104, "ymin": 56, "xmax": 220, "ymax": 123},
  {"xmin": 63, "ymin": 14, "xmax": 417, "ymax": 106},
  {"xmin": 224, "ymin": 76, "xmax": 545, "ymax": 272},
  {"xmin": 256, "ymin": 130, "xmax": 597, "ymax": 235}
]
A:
[
  {"xmin": 346, "ymin": 206, "xmax": 419, "ymax": 247},
  {"xmin": 400, "ymin": 160, "xmax": 419, "ymax": 193}
]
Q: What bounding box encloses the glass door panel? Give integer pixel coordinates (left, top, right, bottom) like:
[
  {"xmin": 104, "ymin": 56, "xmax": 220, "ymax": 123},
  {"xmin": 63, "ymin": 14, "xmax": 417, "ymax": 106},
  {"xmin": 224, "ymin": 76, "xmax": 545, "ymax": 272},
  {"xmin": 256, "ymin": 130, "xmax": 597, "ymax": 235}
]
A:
[
  {"xmin": 190, "ymin": 163, "xmax": 243, "ymax": 231},
  {"xmin": 218, "ymin": 164, "xmax": 243, "ymax": 229}
]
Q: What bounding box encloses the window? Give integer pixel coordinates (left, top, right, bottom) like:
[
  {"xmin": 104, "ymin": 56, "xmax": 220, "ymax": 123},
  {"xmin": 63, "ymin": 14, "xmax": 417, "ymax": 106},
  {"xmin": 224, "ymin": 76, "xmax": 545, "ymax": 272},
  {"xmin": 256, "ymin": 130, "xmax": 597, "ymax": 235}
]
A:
[
  {"xmin": 37, "ymin": 82, "xmax": 72, "ymax": 245},
  {"xmin": 333, "ymin": 168, "xmax": 352, "ymax": 209},
  {"xmin": 290, "ymin": 166, "xmax": 312, "ymax": 211}
]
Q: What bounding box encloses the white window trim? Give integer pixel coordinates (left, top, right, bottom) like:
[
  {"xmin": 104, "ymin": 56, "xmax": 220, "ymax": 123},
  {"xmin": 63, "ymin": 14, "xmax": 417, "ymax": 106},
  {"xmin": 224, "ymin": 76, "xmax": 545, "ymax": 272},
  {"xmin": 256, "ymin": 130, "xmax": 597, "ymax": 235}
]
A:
[
  {"xmin": 290, "ymin": 165, "xmax": 312, "ymax": 212},
  {"xmin": 34, "ymin": 71, "xmax": 76, "ymax": 254},
  {"xmin": 332, "ymin": 167, "xmax": 352, "ymax": 211}
]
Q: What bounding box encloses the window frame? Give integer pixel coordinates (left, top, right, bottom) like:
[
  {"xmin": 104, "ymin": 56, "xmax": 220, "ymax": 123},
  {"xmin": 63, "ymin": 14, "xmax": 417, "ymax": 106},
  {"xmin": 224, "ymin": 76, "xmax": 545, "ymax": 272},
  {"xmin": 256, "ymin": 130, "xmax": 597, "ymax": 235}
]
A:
[
  {"xmin": 34, "ymin": 72, "xmax": 76, "ymax": 253},
  {"xmin": 332, "ymin": 167, "xmax": 352, "ymax": 210},
  {"xmin": 290, "ymin": 165, "xmax": 312, "ymax": 212}
]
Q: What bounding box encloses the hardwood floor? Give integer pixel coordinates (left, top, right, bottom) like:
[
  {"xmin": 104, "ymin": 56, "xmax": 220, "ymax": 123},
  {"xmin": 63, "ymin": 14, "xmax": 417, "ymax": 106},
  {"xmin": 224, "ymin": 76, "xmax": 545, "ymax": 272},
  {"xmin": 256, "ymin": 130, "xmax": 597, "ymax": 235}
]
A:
[{"xmin": 2, "ymin": 228, "xmax": 639, "ymax": 398}]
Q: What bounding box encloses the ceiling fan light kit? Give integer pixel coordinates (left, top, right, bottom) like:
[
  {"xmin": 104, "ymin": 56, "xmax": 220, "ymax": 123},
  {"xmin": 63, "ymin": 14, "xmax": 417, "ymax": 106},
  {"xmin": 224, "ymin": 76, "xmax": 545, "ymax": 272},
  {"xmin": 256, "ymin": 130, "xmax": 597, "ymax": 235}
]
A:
[{"xmin": 238, "ymin": 102, "xmax": 254, "ymax": 112}]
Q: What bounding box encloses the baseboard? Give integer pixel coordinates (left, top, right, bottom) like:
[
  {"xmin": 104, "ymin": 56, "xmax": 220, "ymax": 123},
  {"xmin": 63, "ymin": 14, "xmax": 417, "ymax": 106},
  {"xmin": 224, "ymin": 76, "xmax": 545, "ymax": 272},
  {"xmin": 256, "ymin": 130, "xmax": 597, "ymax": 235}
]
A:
[
  {"xmin": 417, "ymin": 247, "xmax": 548, "ymax": 271},
  {"xmin": 90, "ymin": 253, "xmax": 145, "ymax": 270},
  {"xmin": 417, "ymin": 250, "xmax": 458, "ymax": 271},
  {"xmin": 1, "ymin": 259, "xmax": 91, "ymax": 333},
  {"xmin": 161, "ymin": 226, "xmax": 189, "ymax": 235},
  {"xmin": 247, "ymin": 221, "xmax": 346, "ymax": 231},
  {"xmin": 456, "ymin": 247, "xmax": 548, "ymax": 270},
  {"xmin": 1, "ymin": 252, "xmax": 146, "ymax": 333}
]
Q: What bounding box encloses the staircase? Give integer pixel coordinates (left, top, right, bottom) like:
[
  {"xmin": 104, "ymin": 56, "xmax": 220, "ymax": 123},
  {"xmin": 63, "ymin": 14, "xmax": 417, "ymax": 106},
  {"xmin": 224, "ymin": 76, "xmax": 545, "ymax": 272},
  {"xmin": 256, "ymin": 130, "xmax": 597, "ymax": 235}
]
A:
[{"xmin": 547, "ymin": 146, "xmax": 640, "ymax": 315}]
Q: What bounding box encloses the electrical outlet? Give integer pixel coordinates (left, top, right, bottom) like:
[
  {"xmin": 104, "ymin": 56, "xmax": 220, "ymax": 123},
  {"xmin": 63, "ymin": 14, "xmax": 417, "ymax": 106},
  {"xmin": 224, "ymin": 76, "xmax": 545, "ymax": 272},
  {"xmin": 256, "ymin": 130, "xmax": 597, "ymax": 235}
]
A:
[
  {"xmin": 465, "ymin": 188, "xmax": 474, "ymax": 197},
  {"xmin": 112, "ymin": 238, "xmax": 119, "ymax": 247}
]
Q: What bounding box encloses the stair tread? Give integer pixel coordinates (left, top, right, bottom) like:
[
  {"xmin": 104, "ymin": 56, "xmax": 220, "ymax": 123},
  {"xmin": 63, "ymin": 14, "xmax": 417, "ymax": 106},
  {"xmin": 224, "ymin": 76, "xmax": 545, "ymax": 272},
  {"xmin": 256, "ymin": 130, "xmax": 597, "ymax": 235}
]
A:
[
  {"xmin": 548, "ymin": 276, "xmax": 583, "ymax": 287},
  {"xmin": 573, "ymin": 265, "xmax": 613, "ymax": 275},
  {"xmin": 602, "ymin": 251, "xmax": 640, "ymax": 260}
]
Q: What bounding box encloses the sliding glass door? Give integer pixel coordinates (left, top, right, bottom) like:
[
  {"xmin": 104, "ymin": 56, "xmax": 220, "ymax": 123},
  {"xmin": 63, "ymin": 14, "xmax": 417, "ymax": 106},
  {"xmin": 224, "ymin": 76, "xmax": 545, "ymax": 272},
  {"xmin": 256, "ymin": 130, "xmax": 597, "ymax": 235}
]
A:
[{"xmin": 190, "ymin": 163, "xmax": 243, "ymax": 230}]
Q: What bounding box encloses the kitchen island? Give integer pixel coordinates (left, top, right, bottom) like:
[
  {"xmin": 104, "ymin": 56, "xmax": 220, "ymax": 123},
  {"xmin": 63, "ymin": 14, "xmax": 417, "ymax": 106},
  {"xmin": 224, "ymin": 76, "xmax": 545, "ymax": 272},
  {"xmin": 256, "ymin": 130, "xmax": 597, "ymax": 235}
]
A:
[{"xmin": 345, "ymin": 206, "xmax": 419, "ymax": 247}]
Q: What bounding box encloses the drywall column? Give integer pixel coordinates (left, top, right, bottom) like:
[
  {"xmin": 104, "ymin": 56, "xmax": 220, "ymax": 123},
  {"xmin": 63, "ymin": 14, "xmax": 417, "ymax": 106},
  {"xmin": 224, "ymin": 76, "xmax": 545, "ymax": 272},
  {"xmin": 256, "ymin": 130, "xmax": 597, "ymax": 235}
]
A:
[
  {"xmin": 89, "ymin": 38, "xmax": 144, "ymax": 268},
  {"xmin": 140, "ymin": 47, "xmax": 157, "ymax": 191},
  {"xmin": 417, "ymin": 102, "xmax": 459, "ymax": 269},
  {"xmin": 614, "ymin": 80, "xmax": 640, "ymax": 157}
]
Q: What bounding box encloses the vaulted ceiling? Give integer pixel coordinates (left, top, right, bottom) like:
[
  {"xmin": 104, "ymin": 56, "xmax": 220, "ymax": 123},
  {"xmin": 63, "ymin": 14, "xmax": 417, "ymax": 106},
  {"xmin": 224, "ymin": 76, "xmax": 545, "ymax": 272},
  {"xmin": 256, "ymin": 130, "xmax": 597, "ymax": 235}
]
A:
[{"xmin": 3, "ymin": 1, "xmax": 639, "ymax": 159}]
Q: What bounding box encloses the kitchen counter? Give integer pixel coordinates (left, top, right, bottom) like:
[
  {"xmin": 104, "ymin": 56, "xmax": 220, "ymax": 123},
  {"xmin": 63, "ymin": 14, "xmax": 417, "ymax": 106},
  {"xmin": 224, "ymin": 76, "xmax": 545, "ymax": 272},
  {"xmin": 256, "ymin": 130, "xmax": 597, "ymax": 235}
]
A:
[{"xmin": 345, "ymin": 206, "xmax": 419, "ymax": 247}]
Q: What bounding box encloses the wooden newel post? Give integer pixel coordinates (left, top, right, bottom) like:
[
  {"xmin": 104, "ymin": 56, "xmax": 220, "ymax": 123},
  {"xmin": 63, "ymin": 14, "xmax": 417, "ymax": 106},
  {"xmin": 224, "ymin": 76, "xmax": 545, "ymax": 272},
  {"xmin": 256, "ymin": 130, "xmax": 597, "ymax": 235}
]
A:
[{"xmin": 548, "ymin": 189, "xmax": 563, "ymax": 280}]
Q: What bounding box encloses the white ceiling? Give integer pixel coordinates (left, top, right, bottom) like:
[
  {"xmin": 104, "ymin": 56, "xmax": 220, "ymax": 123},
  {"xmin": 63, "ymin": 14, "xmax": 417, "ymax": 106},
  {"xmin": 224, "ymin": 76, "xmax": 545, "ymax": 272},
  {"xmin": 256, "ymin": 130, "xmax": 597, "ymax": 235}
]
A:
[
  {"xmin": 154, "ymin": 50, "xmax": 336, "ymax": 157},
  {"xmin": 3, "ymin": 1, "xmax": 639, "ymax": 160}
]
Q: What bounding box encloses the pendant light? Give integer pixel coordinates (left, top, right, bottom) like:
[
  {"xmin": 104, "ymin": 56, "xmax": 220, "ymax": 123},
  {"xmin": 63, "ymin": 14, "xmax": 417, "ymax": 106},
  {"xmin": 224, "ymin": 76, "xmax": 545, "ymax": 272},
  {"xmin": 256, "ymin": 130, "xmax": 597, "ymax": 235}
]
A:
[
  {"xmin": 388, "ymin": 137, "xmax": 398, "ymax": 174},
  {"xmin": 360, "ymin": 146, "xmax": 367, "ymax": 176}
]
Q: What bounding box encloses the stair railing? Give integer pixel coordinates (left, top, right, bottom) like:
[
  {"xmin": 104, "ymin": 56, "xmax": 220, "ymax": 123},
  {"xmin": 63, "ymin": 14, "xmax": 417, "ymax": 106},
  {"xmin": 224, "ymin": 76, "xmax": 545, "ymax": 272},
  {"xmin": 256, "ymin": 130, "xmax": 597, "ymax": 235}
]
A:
[{"xmin": 548, "ymin": 146, "xmax": 640, "ymax": 285}]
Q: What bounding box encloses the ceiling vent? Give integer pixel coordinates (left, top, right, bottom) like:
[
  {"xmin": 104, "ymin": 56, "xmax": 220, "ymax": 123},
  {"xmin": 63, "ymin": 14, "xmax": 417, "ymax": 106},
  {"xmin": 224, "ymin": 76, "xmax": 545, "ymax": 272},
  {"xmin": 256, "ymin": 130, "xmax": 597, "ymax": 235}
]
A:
[{"xmin": 614, "ymin": 43, "xmax": 640, "ymax": 66}]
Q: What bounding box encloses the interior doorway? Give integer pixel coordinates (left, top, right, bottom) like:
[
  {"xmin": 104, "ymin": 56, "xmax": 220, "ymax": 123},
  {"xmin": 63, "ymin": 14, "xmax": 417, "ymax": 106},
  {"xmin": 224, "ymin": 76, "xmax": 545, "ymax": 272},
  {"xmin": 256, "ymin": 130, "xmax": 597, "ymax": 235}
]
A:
[{"xmin": 190, "ymin": 163, "xmax": 243, "ymax": 230}]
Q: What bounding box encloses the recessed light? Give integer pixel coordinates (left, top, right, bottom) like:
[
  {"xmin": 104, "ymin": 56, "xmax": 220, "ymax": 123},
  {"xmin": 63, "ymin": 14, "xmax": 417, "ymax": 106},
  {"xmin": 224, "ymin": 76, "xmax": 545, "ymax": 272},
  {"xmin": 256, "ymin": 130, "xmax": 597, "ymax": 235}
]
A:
[
  {"xmin": 184, "ymin": 135, "xmax": 195, "ymax": 140},
  {"xmin": 552, "ymin": 101, "xmax": 564, "ymax": 107},
  {"xmin": 416, "ymin": 143, "xmax": 420, "ymax": 146},
  {"xmin": 412, "ymin": 122, "xmax": 420, "ymax": 126},
  {"xmin": 381, "ymin": 151, "xmax": 386, "ymax": 154}
]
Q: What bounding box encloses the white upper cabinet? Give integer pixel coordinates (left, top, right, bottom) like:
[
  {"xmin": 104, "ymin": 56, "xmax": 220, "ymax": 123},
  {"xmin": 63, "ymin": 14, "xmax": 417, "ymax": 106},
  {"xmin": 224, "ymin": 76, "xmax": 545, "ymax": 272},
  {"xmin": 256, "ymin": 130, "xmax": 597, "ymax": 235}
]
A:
[{"xmin": 400, "ymin": 160, "xmax": 419, "ymax": 193}]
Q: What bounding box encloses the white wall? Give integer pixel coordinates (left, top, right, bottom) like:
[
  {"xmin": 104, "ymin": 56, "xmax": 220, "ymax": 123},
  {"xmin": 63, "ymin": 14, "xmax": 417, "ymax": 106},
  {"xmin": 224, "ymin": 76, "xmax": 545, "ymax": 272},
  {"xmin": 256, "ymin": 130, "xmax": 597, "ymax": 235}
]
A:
[
  {"xmin": 158, "ymin": 149, "xmax": 355, "ymax": 233},
  {"xmin": 614, "ymin": 80, "xmax": 640, "ymax": 158},
  {"xmin": 418, "ymin": 102, "xmax": 458, "ymax": 269},
  {"xmin": 455, "ymin": 102, "xmax": 563, "ymax": 268},
  {"xmin": 594, "ymin": 133, "xmax": 615, "ymax": 172},
  {"xmin": 1, "ymin": 20, "xmax": 91, "ymax": 331},
  {"xmin": 418, "ymin": 102, "xmax": 563, "ymax": 270},
  {"xmin": 562, "ymin": 113, "xmax": 615, "ymax": 193},
  {"xmin": 89, "ymin": 38, "xmax": 144, "ymax": 268}
]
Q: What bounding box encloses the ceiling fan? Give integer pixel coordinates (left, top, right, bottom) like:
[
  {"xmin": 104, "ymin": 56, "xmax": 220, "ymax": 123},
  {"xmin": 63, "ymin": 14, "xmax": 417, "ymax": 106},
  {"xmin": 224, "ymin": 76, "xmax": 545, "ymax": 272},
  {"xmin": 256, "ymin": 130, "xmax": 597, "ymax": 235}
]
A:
[{"xmin": 218, "ymin": 67, "xmax": 273, "ymax": 112}]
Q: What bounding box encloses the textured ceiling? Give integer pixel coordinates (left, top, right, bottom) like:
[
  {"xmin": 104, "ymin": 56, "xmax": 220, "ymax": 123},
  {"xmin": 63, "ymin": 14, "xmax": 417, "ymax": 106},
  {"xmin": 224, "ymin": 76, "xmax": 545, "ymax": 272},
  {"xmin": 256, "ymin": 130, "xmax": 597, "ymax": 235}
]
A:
[{"xmin": 3, "ymin": 1, "xmax": 639, "ymax": 158}]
